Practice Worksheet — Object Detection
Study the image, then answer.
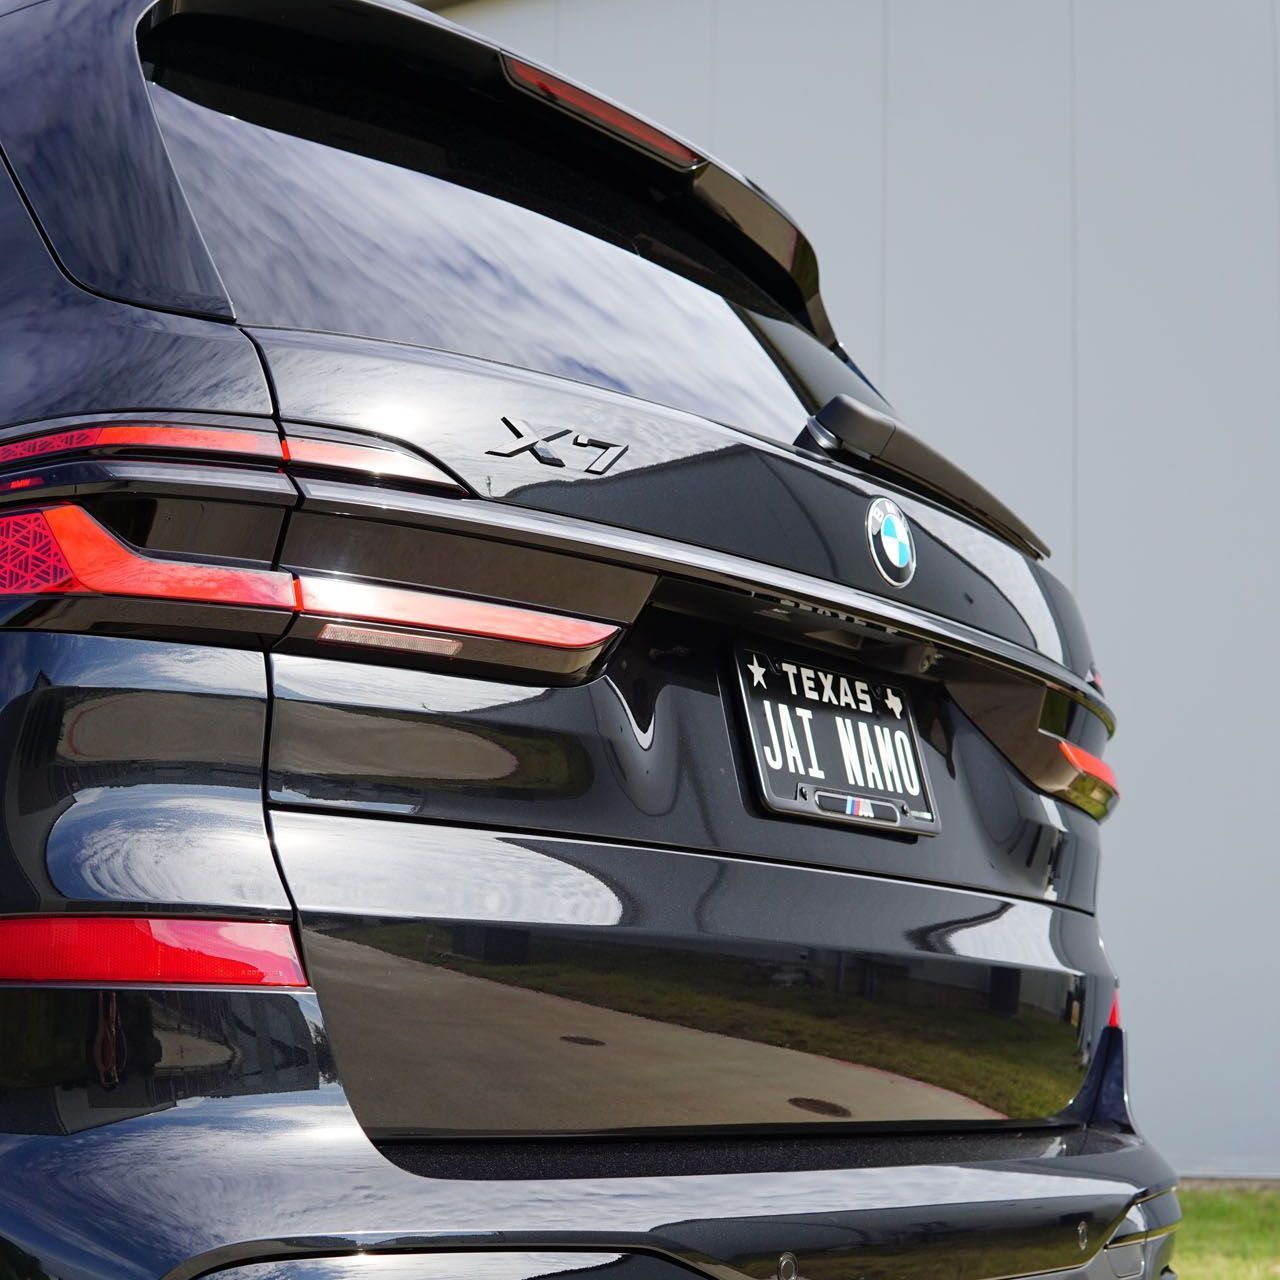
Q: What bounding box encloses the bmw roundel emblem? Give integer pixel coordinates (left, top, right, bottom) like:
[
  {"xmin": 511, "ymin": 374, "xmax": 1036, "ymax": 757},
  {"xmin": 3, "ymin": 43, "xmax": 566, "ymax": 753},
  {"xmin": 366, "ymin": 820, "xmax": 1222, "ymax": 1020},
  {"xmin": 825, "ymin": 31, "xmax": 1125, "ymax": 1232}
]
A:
[{"xmin": 866, "ymin": 496, "xmax": 916, "ymax": 587}]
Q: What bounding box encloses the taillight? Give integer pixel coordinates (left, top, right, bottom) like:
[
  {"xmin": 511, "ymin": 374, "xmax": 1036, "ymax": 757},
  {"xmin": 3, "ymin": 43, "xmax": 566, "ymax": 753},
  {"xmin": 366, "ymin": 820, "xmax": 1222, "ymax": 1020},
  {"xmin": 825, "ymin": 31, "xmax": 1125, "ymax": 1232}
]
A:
[
  {"xmin": 0, "ymin": 422, "xmax": 280, "ymax": 466},
  {"xmin": 1057, "ymin": 738, "xmax": 1119, "ymax": 818},
  {"xmin": 0, "ymin": 917, "xmax": 306, "ymax": 986},
  {"xmin": 503, "ymin": 55, "xmax": 702, "ymax": 168},
  {"xmin": 0, "ymin": 420, "xmax": 461, "ymax": 493},
  {"xmin": 0, "ymin": 505, "xmax": 296, "ymax": 608},
  {"xmin": 282, "ymin": 436, "xmax": 460, "ymax": 490},
  {"xmin": 1108, "ymin": 990, "xmax": 1122, "ymax": 1029},
  {"xmin": 0, "ymin": 421, "xmax": 612, "ymax": 677},
  {"xmin": 0, "ymin": 502, "xmax": 619, "ymax": 678},
  {"xmin": 1058, "ymin": 739, "xmax": 1118, "ymax": 793}
]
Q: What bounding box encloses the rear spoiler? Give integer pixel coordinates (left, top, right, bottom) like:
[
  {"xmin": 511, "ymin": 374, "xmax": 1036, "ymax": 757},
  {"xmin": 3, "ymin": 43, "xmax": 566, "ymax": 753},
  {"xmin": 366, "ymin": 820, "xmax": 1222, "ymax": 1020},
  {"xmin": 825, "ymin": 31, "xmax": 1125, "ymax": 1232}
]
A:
[
  {"xmin": 806, "ymin": 395, "xmax": 1051, "ymax": 559},
  {"xmin": 0, "ymin": 0, "xmax": 837, "ymax": 343},
  {"xmin": 496, "ymin": 50, "xmax": 835, "ymax": 344}
]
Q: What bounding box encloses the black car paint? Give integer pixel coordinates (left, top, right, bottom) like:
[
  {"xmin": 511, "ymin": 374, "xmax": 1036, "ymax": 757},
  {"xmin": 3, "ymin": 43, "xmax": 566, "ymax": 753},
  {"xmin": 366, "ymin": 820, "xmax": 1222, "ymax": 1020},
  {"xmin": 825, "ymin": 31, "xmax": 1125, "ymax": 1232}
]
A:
[{"xmin": 0, "ymin": 1, "xmax": 1177, "ymax": 1278}]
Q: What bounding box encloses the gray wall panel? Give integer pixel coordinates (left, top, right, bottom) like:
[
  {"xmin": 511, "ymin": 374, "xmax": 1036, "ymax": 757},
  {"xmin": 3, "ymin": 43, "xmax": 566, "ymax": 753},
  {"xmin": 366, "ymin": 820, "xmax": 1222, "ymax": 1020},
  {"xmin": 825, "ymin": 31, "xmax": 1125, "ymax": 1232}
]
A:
[
  {"xmin": 882, "ymin": 0, "xmax": 1076, "ymax": 580},
  {"xmin": 710, "ymin": 0, "xmax": 886, "ymax": 374},
  {"xmin": 436, "ymin": 0, "xmax": 1280, "ymax": 1175},
  {"xmin": 1073, "ymin": 0, "xmax": 1280, "ymax": 1175},
  {"xmin": 440, "ymin": 0, "xmax": 557, "ymax": 57}
]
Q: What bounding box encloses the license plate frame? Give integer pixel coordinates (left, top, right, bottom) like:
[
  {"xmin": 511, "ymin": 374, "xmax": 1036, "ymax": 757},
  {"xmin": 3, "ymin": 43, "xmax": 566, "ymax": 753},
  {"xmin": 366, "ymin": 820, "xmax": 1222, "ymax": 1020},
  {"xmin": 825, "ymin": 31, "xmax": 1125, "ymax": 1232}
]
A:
[{"xmin": 735, "ymin": 645, "xmax": 939, "ymax": 836}]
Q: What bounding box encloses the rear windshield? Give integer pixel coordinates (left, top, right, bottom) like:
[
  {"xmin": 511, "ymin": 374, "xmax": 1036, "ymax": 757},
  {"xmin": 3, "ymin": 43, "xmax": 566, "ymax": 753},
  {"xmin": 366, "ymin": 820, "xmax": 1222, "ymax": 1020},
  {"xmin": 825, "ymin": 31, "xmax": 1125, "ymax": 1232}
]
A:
[{"xmin": 142, "ymin": 16, "xmax": 883, "ymax": 442}]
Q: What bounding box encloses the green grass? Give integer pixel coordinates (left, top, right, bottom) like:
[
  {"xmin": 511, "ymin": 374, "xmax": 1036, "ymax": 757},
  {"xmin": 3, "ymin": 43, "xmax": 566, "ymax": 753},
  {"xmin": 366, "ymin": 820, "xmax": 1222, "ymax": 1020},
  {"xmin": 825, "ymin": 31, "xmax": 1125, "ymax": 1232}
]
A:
[{"xmin": 1176, "ymin": 1187, "xmax": 1280, "ymax": 1279}]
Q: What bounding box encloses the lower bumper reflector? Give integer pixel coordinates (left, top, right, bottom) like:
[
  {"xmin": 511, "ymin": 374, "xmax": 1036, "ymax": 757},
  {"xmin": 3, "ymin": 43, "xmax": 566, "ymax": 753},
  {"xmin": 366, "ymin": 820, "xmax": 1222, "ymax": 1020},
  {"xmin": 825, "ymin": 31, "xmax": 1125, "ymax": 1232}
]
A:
[{"xmin": 0, "ymin": 917, "xmax": 307, "ymax": 986}]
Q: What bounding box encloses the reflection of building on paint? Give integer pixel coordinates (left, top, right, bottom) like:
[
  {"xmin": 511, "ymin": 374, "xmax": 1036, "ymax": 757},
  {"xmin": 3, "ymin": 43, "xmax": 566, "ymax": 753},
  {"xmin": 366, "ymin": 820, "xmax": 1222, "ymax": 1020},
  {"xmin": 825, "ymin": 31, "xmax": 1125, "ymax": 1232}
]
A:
[{"xmin": 0, "ymin": 990, "xmax": 321, "ymax": 1136}]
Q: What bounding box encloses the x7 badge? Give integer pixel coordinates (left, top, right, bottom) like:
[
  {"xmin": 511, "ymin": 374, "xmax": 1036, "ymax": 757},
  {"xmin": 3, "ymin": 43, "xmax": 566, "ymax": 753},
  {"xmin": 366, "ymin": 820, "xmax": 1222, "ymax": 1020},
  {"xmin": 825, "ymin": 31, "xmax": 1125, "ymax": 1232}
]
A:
[{"xmin": 487, "ymin": 416, "xmax": 628, "ymax": 475}]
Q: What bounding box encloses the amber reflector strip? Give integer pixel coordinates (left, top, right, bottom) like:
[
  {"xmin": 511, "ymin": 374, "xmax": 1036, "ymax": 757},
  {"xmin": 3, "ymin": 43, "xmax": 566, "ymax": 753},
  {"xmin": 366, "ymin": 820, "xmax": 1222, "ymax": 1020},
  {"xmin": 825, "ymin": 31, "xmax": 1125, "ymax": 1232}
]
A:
[
  {"xmin": 0, "ymin": 505, "xmax": 296, "ymax": 609},
  {"xmin": 504, "ymin": 56, "xmax": 702, "ymax": 167},
  {"xmin": 0, "ymin": 917, "xmax": 306, "ymax": 986},
  {"xmin": 282, "ymin": 437, "xmax": 459, "ymax": 489},
  {"xmin": 0, "ymin": 424, "xmax": 282, "ymax": 466},
  {"xmin": 1058, "ymin": 739, "xmax": 1119, "ymax": 794},
  {"xmin": 299, "ymin": 575, "xmax": 619, "ymax": 651}
]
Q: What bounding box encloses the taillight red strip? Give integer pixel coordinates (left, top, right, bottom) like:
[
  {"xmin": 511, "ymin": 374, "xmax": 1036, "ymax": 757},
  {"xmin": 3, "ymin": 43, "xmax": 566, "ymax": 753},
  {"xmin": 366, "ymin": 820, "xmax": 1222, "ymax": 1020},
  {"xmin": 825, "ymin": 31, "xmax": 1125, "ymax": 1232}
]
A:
[
  {"xmin": 97, "ymin": 424, "xmax": 282, "ymax": 457},
  {"xmin": 1059, "ymin": 739, "xmax": 1119, "ymax": 794},
  {"xmin": 0, "ymin": 423, "xmax": 460, "ymax": 494},
  {"xmin": 0, "ymin": 917, "xmax": 307, "ymax": 986},
  {"xmin": 0, "ymin": 423, "xmax": 282, "ymax": 466},
  {"xmin": 297, "ymin": 574, "xmax": 619, "ymax": 651},
  {"xmin": 1108, "ymin": 990, "xmax": 1122, "ymax": 1029},
  {"xmin": 35, "ymin": 505, "xmax": 297, "ymax": 609},
  {"xmin": 504, "ymin": 56, "xmax": 702, "ymax": 168},
  {"xmin": 282, "ymin": 437, "xmax": 459, "ymax": 490}
]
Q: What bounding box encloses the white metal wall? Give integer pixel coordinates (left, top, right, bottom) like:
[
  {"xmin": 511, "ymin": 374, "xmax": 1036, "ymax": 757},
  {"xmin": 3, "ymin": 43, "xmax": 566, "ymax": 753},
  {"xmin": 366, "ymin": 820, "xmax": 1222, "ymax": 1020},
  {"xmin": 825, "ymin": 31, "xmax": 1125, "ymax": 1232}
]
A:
[{"xmin": 437, "ymin": 0, "xmax": 1280, "ymax": 1177}]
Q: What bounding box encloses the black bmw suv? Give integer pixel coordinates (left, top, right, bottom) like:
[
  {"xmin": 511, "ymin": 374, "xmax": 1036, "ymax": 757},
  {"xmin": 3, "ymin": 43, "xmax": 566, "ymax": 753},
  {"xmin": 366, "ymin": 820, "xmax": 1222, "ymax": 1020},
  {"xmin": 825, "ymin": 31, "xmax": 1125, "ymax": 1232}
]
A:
[{"xmin": 0, "ymin": 2, "xmax": 1178, "ymax": 1278}]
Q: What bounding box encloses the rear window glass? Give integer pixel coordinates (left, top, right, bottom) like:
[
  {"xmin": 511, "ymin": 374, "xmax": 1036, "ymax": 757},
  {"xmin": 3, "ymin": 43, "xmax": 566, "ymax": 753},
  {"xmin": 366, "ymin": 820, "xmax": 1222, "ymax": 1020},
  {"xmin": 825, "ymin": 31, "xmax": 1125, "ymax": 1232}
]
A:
[{"xmin": 142, "ymin": 18, "xmax": 882, "ymax": 441}]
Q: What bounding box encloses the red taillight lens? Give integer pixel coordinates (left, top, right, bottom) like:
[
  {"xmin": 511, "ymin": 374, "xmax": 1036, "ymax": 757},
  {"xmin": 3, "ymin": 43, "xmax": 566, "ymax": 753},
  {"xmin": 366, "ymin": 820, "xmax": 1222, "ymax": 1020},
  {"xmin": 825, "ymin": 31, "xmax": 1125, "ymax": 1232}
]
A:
[
  {"xmin": 0, "ymin": 427, "xmax": 101, "ymax": 465},
  {"xmin": 0, "ymin": 917, "xmax": 306, "ymax": 986},
  {"xmin": 282, "ymin": 437, "xmax": 460, "ymax": 491},
  {"xmin": 1108, "ymin": 990, "xmax": 1122, "ymax": 1029},
  {"xmin": 0, "ymin": 422, "xmax": 465, "ymax": 499},
  {"xmin": 1058, "ymin": 739, "xmax": 1119, "ymax": 795},
  {"xmin": 0, "ymin": 423, "xmax": 282, "ymax": 466},
  {"xmin": 503, "ymin": 56, "xmax": 702, "ymax": 168},
  {"xmin": 0, "ymin": 505, "xmax": 297, "ymax": 609},
  {"xmin": 0, "ymin": 502, "xmax": 619, "ymax": 673},
  {"xmin": 0, "ymin": 509, "xmax": 75, "ymax": 592},
  {"xmin": 297, "ymin": 575, "xmax": 619, "ymax": 651},
  {"xmin": 96, "ymin": 424, "xmax": 282, "ymax": 457}
]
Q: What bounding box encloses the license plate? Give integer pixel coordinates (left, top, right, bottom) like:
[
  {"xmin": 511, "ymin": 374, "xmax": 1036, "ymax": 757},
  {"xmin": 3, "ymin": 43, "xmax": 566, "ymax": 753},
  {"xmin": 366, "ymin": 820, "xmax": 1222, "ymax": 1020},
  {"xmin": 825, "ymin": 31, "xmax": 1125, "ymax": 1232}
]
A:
[{"xmin": 735, "ymin": 646, "xmax": 939, "ymax": 835}]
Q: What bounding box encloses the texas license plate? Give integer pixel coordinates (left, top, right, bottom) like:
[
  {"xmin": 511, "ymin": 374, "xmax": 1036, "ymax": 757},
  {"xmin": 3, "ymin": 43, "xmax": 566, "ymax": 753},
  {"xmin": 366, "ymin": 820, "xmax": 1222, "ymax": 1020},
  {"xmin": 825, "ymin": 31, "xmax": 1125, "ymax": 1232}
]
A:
[{"xmin": 736, "ymin": 646, "xmax": 939, "ymax": 835}]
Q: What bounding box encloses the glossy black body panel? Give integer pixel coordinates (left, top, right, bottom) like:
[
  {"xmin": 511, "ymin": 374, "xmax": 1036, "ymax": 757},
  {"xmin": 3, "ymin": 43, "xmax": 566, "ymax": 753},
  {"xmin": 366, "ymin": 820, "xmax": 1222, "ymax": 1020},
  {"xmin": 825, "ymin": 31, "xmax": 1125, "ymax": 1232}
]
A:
[
  {"xmin": 266, "ymin": 634, "xmax": 1101, "ymax": 910},
  {"xmin": 270, "ymin": 809, "xmax": 1109, "ymax": 1135},
  {"xmin": 0, "ymin": 632, "xmax": 287, "ymax": 913},
  {"xmin": 0, "ymin": 146, "xmax": 269, "ymax": 424}
]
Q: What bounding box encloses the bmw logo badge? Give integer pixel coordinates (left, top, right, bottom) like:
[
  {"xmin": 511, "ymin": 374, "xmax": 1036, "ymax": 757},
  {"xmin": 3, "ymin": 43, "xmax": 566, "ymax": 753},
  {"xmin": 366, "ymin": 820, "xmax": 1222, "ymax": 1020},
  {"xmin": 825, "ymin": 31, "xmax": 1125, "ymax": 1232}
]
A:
[{"xmin": 866, "ymin": 496, "xmax": 916, "ymax": 587}]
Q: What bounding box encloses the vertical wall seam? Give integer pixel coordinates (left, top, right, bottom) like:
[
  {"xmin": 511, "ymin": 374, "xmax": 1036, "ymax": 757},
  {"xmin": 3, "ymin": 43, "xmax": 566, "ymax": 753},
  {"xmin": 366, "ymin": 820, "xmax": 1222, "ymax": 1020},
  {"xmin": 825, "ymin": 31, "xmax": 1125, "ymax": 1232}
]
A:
[
  {"xmin": 708, "ymin": 0, "xmax": 719, "ymax": 151},
  {"xmin": 1068, "ymin": 0, "xmax": 1080, "ymax": 596},
  {"xmin": 879, "ymin": 0, "xmax": 890, "ymax": 384},
  {"xmin": 1271, "ymin": 0, "xmax": 1280, "ymax": 379}
]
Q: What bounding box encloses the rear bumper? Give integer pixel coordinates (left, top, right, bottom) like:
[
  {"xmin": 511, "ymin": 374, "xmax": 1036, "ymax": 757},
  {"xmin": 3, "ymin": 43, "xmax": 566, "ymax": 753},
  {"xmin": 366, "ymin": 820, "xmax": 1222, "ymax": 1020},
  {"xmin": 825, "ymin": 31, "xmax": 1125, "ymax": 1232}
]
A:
[{"xmin": 0, "ymin": 984, "xmax": 1178, "ymax": 1280}]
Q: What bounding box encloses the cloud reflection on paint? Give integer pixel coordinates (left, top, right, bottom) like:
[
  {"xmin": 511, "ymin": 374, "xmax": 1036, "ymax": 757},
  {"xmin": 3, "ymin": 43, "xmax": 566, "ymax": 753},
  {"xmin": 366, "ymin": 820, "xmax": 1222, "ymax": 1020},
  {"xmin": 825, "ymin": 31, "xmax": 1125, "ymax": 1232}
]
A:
[{"xmin": 150, "ymin": 85, "xmax": 808, "ymax": 438}]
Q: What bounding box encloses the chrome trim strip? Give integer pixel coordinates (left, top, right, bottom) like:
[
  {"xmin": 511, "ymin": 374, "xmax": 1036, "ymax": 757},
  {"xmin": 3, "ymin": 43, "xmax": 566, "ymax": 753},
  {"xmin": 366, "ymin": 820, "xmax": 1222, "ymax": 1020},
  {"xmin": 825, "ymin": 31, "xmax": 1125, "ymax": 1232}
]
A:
[{"xmin": 297, "ymin": 479, "xmax": 1117, "ymax": 733}]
